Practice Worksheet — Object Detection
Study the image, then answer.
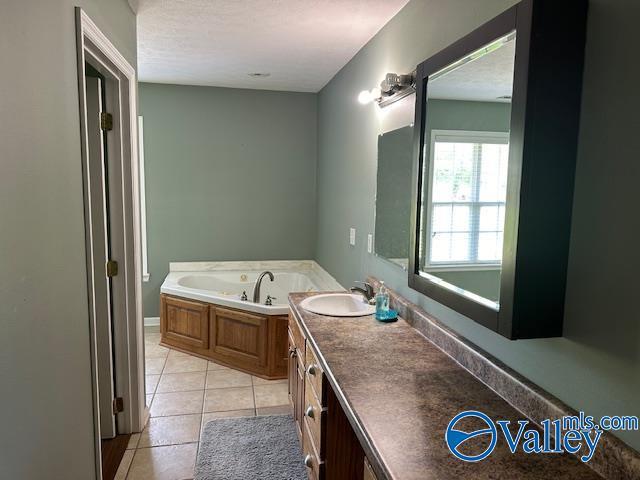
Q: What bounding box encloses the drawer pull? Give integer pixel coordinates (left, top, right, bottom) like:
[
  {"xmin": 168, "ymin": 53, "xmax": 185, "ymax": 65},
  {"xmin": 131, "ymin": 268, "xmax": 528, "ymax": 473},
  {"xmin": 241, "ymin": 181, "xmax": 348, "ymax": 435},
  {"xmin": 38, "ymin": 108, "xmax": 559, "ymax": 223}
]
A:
[
  {"xmin": 304, "ymin": 405, "xmax": 315, "ymax": 419},
  {"xmin": 307, "ymin": 364, "xmax": 317, "ymax": 375},
  {"xmin": 304, "ymin": 454, "xmax": 314, "ymax": 468},
  {"xmin": 289, "ymin": 347, "xmax": 297, "ymax": 358}
]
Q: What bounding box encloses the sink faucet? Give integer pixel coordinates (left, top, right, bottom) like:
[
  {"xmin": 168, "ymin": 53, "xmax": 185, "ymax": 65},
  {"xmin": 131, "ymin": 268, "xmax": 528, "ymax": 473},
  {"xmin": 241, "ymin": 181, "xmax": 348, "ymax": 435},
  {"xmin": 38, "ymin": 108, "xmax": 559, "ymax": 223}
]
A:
[
  {"xmin": 252, "ymin": 271, "xmax": 274, "ymax": 303},
  {"xmin": 350, "ymin": 281, "xmax": 375, "ymax": 303}
]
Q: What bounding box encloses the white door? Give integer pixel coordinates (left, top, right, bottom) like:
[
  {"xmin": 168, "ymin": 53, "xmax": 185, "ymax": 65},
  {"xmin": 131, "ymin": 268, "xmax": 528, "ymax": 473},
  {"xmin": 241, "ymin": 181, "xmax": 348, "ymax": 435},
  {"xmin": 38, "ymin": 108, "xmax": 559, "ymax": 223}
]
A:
[{"xmin": 85, "ymin": 72, "xmax": 117, "ymax": 439}]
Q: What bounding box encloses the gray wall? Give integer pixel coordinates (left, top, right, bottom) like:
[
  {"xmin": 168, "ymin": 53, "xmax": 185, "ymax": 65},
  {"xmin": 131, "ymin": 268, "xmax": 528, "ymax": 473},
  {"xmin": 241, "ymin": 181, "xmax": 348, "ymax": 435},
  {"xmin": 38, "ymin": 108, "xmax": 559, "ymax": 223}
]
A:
[
  {"xmin": 139, "ymin": 83, "xmax": 317, "ymax": 317},
  {"xmin": 317, "ymin": 0, "xmax": 640, "ymax": 450},
  {"xmin": 0, "ymin": 1, "xmax": 136, "ymax": 479}
]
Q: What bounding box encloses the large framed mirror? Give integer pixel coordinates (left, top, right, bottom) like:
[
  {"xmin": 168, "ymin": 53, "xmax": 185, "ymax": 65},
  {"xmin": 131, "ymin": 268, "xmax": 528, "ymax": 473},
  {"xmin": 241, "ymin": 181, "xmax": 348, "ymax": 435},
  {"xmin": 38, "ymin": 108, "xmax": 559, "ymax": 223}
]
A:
[
  {"xmin": 409, "ymin": 0, "xmax": 588, "ymax": 339},
  {"xmin": 418, "ymin": 33, "xmax": 514, "ymax": 308}
]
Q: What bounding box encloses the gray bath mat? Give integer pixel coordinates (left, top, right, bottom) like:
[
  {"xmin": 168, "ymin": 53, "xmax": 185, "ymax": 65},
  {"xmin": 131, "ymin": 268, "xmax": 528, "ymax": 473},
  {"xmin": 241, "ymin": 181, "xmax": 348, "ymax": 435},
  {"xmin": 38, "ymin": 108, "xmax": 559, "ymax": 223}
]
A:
[{"xmin": 195, "ymin": 414, "xmax": 307, "ymax": 480}]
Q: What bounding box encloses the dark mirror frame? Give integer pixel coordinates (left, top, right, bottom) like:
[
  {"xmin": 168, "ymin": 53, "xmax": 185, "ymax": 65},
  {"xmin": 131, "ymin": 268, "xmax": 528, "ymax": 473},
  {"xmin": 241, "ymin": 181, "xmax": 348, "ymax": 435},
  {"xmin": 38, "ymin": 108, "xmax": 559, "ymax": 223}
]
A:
[{"xmin": 408, "ymin": 0, "xmax": 588, "ymax": 339}]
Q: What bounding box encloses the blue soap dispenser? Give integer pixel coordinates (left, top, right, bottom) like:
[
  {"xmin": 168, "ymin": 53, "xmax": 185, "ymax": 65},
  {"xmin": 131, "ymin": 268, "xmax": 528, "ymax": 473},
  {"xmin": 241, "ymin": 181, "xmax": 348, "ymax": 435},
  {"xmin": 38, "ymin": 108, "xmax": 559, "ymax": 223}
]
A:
[
  {"xmin": 375, "ymin": 282, "xmax": 390, "ymax": 319},
  {"xmin": 375, "ymin": 281, "xmax": 398, "ymax": 322}
]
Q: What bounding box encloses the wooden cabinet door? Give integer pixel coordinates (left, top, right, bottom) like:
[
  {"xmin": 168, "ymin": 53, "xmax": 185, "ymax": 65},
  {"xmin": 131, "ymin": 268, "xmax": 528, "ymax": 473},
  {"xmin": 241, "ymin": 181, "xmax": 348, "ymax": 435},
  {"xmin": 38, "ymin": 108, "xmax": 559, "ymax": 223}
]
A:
[
  {"xmin": 288, "ymin": 331, "xmax": 305, "ymax": 441},
  {"xmin": 288, "ymin": 332, "xmax": 306, "ymax": 442},
  {"xmin": 288, "ymin": 332, "xmax": 297, "ymax": 408},
  {"xmin": 211, "ymin": 307, "xmax": 268, "ymax": 369},
  {"xmin": 295, "ymin": 357, "xmax": 305, "ymax": 441},
  {"xmin": 161, "ymin": 295, "xmax": 209, "ymax": 349}
]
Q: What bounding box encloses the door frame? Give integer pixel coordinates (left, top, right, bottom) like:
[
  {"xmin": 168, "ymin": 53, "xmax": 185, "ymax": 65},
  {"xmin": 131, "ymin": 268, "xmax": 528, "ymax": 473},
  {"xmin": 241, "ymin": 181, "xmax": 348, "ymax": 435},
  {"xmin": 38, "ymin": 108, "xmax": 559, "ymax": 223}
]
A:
[
  {"xmin": 83, "ymin": 72, "xmax": 118, "ymax": 440},
  {"xmin": 75, "ymin": 8, "xmax": 145, "ymax": 478}
]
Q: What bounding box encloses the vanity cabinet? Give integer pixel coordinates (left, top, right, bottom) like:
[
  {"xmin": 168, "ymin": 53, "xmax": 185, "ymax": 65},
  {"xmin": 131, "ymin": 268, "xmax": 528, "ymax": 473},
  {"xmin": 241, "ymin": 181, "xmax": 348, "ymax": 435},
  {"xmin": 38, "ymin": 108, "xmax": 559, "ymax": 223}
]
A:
[
  {"xmin": 287, "ymin": 293, "xmax": 603, "ymax": 480},
  {"xmin": 288, "ymin": 310, "xmax": 365, "ymax": 480},
  {"xmin": 302, "ymin": 346, "xmax": 327, "ymax": 480},
  {"xmin": 288, "ymin": 313, "xmax": 307, "ymax": 442},
  {"xmin": 159, "ymin": 294, "xmax": 287, "ymax": 379},
  {"xmin": 304, "ymin": 374, "xmax": 326, "ymax": 455},
  {"xmin": 287, "ymin": 336, "xmax": 300, "ymax": 438},
  {"xmin": 289, "ymin": 311, "xmax": 327, "ymax": 479}
]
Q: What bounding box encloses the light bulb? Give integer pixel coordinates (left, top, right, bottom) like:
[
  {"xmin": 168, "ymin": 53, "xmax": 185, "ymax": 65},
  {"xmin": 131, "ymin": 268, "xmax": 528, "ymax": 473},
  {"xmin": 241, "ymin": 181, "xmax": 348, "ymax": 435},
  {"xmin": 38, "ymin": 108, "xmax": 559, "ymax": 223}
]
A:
[{"xmin": 358, "ymin": 90, "xmax": 373, "ymax": 105}]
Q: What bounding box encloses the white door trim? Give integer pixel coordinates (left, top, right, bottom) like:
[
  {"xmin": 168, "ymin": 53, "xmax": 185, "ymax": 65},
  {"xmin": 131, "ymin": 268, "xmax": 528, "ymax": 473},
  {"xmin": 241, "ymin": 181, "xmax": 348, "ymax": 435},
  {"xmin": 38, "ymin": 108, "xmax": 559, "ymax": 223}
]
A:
[
  {"xmin": 75, "ymin": 8, "xmax": 145, "ymax": 479},
  {"xmin": 84, "ymin": 74, "xmax": 118, "ymax": 439}
]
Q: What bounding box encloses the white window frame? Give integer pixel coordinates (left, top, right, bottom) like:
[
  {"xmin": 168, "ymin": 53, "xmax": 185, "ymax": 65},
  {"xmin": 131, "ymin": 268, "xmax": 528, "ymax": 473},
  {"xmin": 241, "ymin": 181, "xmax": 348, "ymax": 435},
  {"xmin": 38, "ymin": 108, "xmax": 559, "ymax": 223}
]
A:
[{"xmin": 424, "ymin": 129, "xmax": 509, "ymax": 272}]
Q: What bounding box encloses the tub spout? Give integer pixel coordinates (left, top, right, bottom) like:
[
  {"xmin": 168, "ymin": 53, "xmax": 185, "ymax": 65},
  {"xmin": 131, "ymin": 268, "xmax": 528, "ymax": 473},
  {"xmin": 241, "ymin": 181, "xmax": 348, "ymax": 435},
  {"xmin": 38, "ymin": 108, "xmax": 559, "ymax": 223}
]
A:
[{"xmin": 252, "ymin": 271, "xmax": 274, "ymax": 303}]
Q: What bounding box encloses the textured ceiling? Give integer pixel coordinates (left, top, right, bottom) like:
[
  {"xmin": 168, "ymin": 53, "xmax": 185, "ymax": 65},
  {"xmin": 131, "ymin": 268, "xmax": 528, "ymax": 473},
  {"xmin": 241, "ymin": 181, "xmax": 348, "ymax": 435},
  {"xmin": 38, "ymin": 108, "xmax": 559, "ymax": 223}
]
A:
[
  {"xmin": 428, "ymin": 39, "xmax": 516, "ymax": 103},
  {"xmin": 134, "ymin": 0, "xmax": 410, "ymax": 92}
]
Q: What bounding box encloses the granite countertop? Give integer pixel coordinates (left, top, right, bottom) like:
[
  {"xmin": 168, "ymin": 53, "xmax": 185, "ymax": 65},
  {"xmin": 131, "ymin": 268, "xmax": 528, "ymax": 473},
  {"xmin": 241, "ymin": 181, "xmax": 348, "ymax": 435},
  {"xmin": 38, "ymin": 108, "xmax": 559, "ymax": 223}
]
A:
[{"xmin": 289, "ymin": 292, "xmax": 603, "ymax": 480}]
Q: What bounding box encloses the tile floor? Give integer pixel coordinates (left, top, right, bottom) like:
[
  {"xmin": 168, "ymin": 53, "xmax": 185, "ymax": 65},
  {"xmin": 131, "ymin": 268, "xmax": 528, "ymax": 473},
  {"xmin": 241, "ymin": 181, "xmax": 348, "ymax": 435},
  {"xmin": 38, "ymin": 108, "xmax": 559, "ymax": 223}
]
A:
[{"xmin": 114, "ymin": 328, "xmax": 291, "ymax": 480}]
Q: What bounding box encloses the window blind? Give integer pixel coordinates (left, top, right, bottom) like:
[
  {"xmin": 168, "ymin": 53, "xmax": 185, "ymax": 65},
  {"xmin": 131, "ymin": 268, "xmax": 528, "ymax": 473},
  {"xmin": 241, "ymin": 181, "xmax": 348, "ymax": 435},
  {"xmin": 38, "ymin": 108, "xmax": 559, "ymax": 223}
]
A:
[{"xmin": 424, "ymin": 131, "xmax": 509, "ymax": 268}]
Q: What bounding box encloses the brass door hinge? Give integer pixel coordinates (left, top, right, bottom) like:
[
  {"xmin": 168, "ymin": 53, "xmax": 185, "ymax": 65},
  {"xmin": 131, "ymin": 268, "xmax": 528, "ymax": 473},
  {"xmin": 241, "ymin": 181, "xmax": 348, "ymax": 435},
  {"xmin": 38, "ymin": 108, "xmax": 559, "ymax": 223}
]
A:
[
  {"xmin": 106, "ymin": 260, "xmax": 118, "ymax": 277},
  {"xmin": 112, "ymin": 397, "xmax": 124, "ymax": 414},
  {"xmin": 100, "ymin": 112, "xmax": 113, "ymax": 131}
]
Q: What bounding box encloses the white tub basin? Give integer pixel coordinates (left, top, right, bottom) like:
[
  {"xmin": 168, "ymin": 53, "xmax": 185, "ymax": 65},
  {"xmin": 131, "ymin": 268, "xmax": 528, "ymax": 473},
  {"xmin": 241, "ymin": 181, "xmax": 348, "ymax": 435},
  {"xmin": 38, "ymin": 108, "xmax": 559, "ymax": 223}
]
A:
[
  {"xmin": 300, "ymin": 293, "xmax": 375, "ymax": 317},
  {"xmin": 160, "ymin": 260, "xmax": 344, "ymax": 315}
]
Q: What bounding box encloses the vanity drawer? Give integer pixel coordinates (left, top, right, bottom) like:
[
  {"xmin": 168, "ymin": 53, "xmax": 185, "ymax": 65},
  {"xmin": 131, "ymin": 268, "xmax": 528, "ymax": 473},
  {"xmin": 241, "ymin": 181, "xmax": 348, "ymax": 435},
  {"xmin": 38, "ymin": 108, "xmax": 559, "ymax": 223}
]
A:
[
  {"xmin": 302, "ymin": 423, "xmax": 324, "ymax": 480},
  {"xmin": 288, "ymin": 311, "xmax": 306, "ymax": 362},
  {"xmin": 305, "ymin": 345, "xmax": 324, "ymax": 403},
  {"xmin": 304, "ymin": 378, "xmax": 326, "ymax": 457}
]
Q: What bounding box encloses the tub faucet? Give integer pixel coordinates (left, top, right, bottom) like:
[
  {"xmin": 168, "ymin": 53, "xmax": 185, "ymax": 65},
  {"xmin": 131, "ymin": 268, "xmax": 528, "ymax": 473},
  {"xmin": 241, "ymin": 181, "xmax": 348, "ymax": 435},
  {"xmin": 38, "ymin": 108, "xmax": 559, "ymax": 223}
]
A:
[{"xmin": 252, "ymin": 271, "xmax": 274, "ymax": 303}]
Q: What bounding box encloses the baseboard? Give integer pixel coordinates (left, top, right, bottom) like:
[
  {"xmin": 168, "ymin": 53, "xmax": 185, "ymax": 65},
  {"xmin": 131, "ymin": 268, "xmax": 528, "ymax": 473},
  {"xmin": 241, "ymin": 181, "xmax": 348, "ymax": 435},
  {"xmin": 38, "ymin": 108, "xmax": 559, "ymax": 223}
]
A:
[{"xmin": 144, "ymin": 316, "xmax": 160, "ymax": 327}]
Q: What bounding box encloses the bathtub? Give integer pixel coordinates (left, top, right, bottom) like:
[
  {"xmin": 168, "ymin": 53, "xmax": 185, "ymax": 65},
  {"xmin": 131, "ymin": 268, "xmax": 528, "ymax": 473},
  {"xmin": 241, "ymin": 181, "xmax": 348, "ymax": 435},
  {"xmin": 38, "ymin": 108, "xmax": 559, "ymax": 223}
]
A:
[{"xmin": 160, "ymin": 260, "xmax": 344, "ymax": 315}]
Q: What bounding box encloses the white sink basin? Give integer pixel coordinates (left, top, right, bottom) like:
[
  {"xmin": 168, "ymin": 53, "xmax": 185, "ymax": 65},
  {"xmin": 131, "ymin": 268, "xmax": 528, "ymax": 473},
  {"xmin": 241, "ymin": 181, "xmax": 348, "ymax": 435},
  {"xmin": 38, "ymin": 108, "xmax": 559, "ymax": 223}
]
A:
[{"xmin": 300, "ymin": 293, "xmax": 375, "ymax": 317}]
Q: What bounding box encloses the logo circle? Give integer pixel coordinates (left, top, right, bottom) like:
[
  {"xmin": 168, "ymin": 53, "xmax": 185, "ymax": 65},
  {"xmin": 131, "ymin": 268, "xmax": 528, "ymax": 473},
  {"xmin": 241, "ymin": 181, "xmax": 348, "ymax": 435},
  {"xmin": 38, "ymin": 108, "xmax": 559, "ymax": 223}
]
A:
[{"xmin": 445, "ymin": 410, "xmax": 497, "ymax": 462}]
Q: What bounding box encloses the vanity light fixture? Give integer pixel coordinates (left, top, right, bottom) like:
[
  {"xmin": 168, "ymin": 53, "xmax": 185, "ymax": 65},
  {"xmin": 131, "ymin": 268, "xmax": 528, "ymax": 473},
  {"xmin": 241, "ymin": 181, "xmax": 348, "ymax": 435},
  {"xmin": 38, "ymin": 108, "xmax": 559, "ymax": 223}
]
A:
[
  {"xmin": 358, "ymin": 71, "xmax": 416, "ymax": 107},
  {"xmin": 357, "ymin": 87, "xmax": 382, "ymax": 105}
]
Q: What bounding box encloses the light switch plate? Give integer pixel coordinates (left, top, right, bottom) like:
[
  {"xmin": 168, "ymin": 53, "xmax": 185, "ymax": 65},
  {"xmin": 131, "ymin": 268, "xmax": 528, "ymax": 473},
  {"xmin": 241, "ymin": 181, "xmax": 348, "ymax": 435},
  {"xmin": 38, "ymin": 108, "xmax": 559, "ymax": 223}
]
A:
[
  {"xmin": 367, "ymin": 234, "xmax": 373, "ymax": 253},
  {"xmin": 349, "ymin": 228, "xmax": 356, "ymax": 246}
]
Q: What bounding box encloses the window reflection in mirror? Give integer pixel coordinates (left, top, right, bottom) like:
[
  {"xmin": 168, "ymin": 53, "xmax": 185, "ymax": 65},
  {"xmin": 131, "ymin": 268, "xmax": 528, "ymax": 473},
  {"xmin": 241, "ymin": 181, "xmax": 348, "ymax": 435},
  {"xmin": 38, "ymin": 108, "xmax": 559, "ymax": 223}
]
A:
[
  {"xmin": 375, "ymin": 125, "xmax": 414, "ymax": 270},
  {"xmin": 418, "ymin": 32, "xmax": 515, "ymax": 308}
]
